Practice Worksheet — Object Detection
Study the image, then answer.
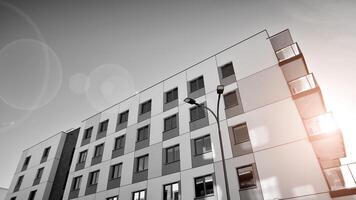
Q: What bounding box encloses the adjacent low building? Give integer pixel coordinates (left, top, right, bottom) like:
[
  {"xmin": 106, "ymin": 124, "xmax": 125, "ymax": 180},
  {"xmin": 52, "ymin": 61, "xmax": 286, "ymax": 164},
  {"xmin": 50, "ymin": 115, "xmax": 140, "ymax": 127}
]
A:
[{"xmin": 5, "ymin": 29, "xmax": 354, "ymax": 200}]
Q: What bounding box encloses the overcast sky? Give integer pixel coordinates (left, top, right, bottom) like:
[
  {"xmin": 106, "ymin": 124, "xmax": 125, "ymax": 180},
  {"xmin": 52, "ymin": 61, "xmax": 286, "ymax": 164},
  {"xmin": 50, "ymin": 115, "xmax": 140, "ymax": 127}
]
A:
[{"xmin": 1, "ymin": 0, "xmax": 356, "ymax": 188}]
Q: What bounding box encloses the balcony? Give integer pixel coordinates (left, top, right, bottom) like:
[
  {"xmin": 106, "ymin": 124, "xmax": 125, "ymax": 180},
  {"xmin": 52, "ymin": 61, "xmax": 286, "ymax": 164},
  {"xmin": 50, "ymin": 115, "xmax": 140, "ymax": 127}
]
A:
[
  {"xmin": 288, "ymin": 73, "xmax": 317, "ymax": 96},
  {"xmin": 324, "ymin": 163, "xmax": 356, "ymax": 197},
  {"xmin": 276, "ymin": 43, "xmax": 301, "ymax": 62},
  {"xmin": 304, "ymin": 112, "xmax": 338, "ymax": 137}
]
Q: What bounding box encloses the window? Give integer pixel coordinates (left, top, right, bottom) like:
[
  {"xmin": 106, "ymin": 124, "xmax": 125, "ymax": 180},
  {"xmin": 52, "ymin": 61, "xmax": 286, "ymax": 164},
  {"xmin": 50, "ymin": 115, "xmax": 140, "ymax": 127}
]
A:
[
  {"xmin": 237, "ymin": 165, "xmax": 256, "ymax": 190},
  {"xmin": 22, "ymin": 156, "xmax": 31, "ymax": 170},
  {"xmin": 164, "ymin": 182, "xmax": 180, "ymax": 200},
  {"xmin": 164, "ymin": 114, "xmax": 177, "ymax": 132},
  {"xmin": 28, "ymin": 190, "xmax": 37, "ymax": 200},
  {"xmin": 194, "ymin": 175, "xmax": 214, "ymax": 198},
  {"xmin": 194, "ymin": 135, "xmax": 212, "ymax": 155},
  {"xmin": 78, "ymin": 150, "xmax": 87, "ymax": 163},
  {"xmin": 88, "ymin": 170, "xmax": 100, "ymax": 185},
  {"xmin": 190, "ymin": 104, "xmax": 205, "ymax": 122},
  {"xmin": 166, "ymin": 145, "xmax": 180, "ymax": 164},
  {"xmin": 137, "ymin": 125, "xmax": 149, "ymax": 142},
  {"xmin": 140, "ymin": 100, "xmax": 151, "ymax": 114},
  {"xmin": 224, "ymin": 91, "xmax": 238, "ymax": 108},
  {"xmin": 110, "ymin": 163, "xmax": 122, "ymax": 179},
  {"xmin": 118, "ymin": 110, "xmax": 129, "ymax": 124},
  {"xmin": 99, "ymin": 120, "xmax": 109, "ymax": 133},
  {"xmin": 72, "ymin": 176, "xmax": 82, "ymax": 191},
  {"xmin": 232, "ymin": 123, "xmax": 249, "ymax": 144},
  {"xmin": 132, "ymin": 190, "xmax": 146, "ymax": 200},
  {"xmin": 190, "ymin": 76, "xmax": 204, "ymax": 92},
  {"xmin": 94, "ymin": 144, "xmax": 104, "ymax": 157},
  {"xmin": 114, "ymin": 135, "xmax": 125, "ymax": 150},
  {"xmin": 107, "ymin": 196, "xmax": 119, "ymax": 200},
  {"xmin": 221, "ymin": 62, "xmax": 235, "ymax": 78},
  {"xmin": 84, "ymin": 127, "xmax": 93, "ymax": 139},
  {"xmin": 166, "ymin": 88, "xmax": 178, "ymax": 103},
  {"xmin": 14, "ymin": 175, "xmax": 23, "ymax": 191},
  {"xmin": 42, "ymin": 147, "xmax": 51, "ymax": 159},
  {"xmin": 136, "ymin": 155, "xmax": 149, "ymax": 172},
  {"xmin": 35, "ymin": 167, "xmax": 44, "ymax": 180},
  {"xmin": 10, "ymin": 197, "xmax": 16, "ymax": 200}
]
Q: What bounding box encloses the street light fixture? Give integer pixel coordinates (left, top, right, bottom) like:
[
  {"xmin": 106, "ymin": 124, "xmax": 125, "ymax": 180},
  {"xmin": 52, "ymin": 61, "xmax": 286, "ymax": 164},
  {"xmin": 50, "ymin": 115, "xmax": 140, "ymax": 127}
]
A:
[{"xmin": 183, "ymin": 84, "xmax": 231, "ymax": 200}]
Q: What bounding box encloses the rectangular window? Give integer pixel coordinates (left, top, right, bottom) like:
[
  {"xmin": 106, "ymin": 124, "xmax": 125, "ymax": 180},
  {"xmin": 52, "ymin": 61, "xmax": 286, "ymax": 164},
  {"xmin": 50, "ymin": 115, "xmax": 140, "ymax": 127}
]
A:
[
  {"xmin": 137, "ymin": 125, "xmax": 149, "ymax": 142},
  {"xmin": 224, "ymin": 91, "xmax": 238, "ymax": 108},
  {"xmin": 107, "ymin": 196, "xmax": 119, "ymax": 200},
  {"xmin": 118, "ymin": 110, "xmax": 129, "ymax": 124},
  {"xmin": 114, "ymin": 135, "xmax": 125, "ymax": 150},
  {"xmin": 10, "ymin": 197, "xmax": 16, "ymax": 200},
  {"xmin": 163, "ymin": 182, "xmax": 180, "ymax": 200},
  {"xmin": 84, "ymin": 127, "xmax": 93, "ymax": 139},
  {"xmin": 232, "ymin": 123, "xmax": 249, "ymax": 144},
  {"xmin": 14, "ymin": 175, "xmax": 24, "ymax": 191},
  {"xmin": 94, "ymin": 144, "xmax": 104, "ymax": 157},
  {"xmin": 136, "ymin": 155, "xmax": 149, "ymax": 172},
  {"xmin": 237, "ymin": 165, "xmax": 256, "ymax": 190},
  {"xmin": 28, "ymin": 190, "xmax": 37, "ymax": 200},
  {"xmin": 132, "ymin": 190, "xmax": 146, "ymax": 200},
  {"xmin": 110, "ymin": 163, "xmax": 122, "ymax": 179},
  {"xmin": 194, "ymin": 174, "xmax": 214, "ymax": 198},
  {"xmin": 190, "ymin": 76, "xmax": 204, "ymax": 92},
  {"xmin": 88, "ymin": 170, "xmax": 100, "ymax": 185},
  {"xmin": 164, "ymin": 114, "xmax": 177, "ymax": 132},
  {"xmin": 35, "ymin": 167, "xmax": 44, "ymax": 180},
  {"xmin": 42, "ymin": 147, "xmax": 51, "ymax": 158},
  {"xmin": 78, "ymin": 150, "xmax": 87, "ymax": 163},
  {"xmin": 22, "ymin": 156, "xmax": 31, "ymax": 170},
  {"xmin": 190, "ymin": 104, "xmax": 205, "ymax": 122},
  {"xmin": 194, "ymin": 135, "xmax": 212, "ymax": 155},
  {"xmin": 99, "ymin": 120, "xmax": 109, "ymax": 133},
  {"xmin": 166, "ymin": 88, "xmax": 178, "ymax": 103},
  {"xmin": 166, "ymin": 145, "xmax": 180, "ymax": 164},
  {"xmin": 140, "ymin": 100, "xmax": 152, "ymax": 114},
  {"xmin": 221, "ymin": 62, "xmax": 235, "ymax": 78},
  {"xmin": 72, "ymin": 176, "xmax": 82, "ymax": 191}
]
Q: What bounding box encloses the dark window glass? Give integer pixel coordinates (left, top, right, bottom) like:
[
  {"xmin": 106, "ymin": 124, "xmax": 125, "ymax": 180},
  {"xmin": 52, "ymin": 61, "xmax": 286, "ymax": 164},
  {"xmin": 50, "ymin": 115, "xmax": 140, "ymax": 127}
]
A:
[
  {"xmin": 119, "ymin": 110, "xmax": 129, "ymax": 124},
  {"xmin": 72, "ymin": 176, "xmax": 82, "ymax": 191},
  {"xmin": 10, "ymin": 197, "xmax": 16, "ymax": 200},
  {"xmin": 136, "ymin": 155, "xmax": 149, "ymax": 172},
  {"xmin": 132, "ymin": 190, "xmax": 146, "ymax": 200},
  {"xmin": 166, "ymin": 88, "xmax": 178, "ymax": 103},
  {"xmin": 140, "ymin": 100, "xmax": 152, "ymax": 114},
  {"xmin": 194, "ymin": 175, "xmax": 214, "ymax": 198},
  {"xmin": 107, "ymin": 196, "xmax": 119, "ymax": 200},
  {"xmin": 190, "ymin": 104, "xmax": 205, "ymax": 122},
  {"xmin": 163, "ymin": 182, "xmax": 180, "ymax": 200},
  {"xmin": 166, "ymin": 145, "xmax": 180, "ymax": 164},
  {"xmin": 28, "ymin": 190, "xmax": 37, "ymax": 200},
  {"xmin": 84, "ymin": 127, "xmax": 93, "ymax": 139},
  {"xmin": 94, "ymin": 144, "xmax": 104, "ymax": 157},
  {"xmin": 110, "ymin": 163, "xmax": 122, "ymax": 179},
  {"xmin": 14, "ymin": 175, "xmax": 24, "ymax": 191},
  {"xmin": 22, "ymin": 156, "xmax": 31, "ymax": 170},
  {"xmin": 99, "ymin": 120, "xmax": 109, "ymax": 133},
  {"xmin": 194, "ymin": 135, "xmax": 211, "ymax": 155},
  {"xmin": 164, "ymin": 114, "xmax": 177, "ymax": 131},
  {"xmin": 89, "ymin": 170, "xmax": 99, "ymax": 185},
  {"xmin": 42, "ymin": 147, "xmax": 51, "ymax": 158},
  {"xmin": 232, "ymin": 123, "xmax": 249, "ymax": 144},
  {"xmin": 35, "ymin": 167, "xmax": 44, "ymax": 180},
  {"xmin": 224, "ymin": 91, "xmax": 238, "ymax": 108},
  {"xmin": 78, "ymin": 150, "xmax": 87, "ymax": 163},
  {"xmin": 190, "ymin": 76, "xmax": 204, "ymax": 92},
  {"xmin": 114, "ymin": 135, "xmax": 125, "ymax": 150},
  {"xmin": 237, "ymin": 165, "xmax": 256, "ymax": 189},
  {"xmin": 221, "ymin": 62, "xmax": 235, "ymax": 78},
  {"xmin": 137, "ymin": 125, "xmax": 149, "ymax": 142}
]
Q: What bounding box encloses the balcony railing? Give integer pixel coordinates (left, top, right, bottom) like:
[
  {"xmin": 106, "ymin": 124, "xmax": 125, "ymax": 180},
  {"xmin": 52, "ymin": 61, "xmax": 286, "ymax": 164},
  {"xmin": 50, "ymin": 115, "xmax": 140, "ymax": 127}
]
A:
[
  {"xmin": 288, "ymin": 73, "xmax": 317, "ymax": 96},
  {"xmin": 304, "ymin": 112, "xmax": 338, "ymax": 136},
  {"xmin": 275, "ymin": 43, "xmax": 301, "ymax": 62},
  {"xmin": 324, "ymin": 163, "xmax": 356, "ymax": 192}
]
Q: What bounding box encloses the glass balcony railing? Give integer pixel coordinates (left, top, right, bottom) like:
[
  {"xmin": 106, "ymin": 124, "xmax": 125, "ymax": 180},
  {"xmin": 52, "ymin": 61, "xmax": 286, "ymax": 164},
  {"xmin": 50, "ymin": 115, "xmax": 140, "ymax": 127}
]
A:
[
  {"xmin": 288, "ymin": 73, "xmax": 317, "ymax": 95},
  {"xmin": 275, "ymin": 43, "xmax": 301, "ymax": 62},
  {"xmin": 304, "ymin": 112, "xmax": 339, "ymax": 136},
  {"xmin": 324, "ymin": 163, "xmax": 356, "ymax": 192}
]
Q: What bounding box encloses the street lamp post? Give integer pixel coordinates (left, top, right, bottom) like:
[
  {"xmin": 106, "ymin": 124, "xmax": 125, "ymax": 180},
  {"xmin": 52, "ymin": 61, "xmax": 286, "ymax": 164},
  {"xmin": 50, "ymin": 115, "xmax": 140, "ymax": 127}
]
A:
[{"xmin": 184, "ymin": 85, "xmax": 231, "ymax": 200}]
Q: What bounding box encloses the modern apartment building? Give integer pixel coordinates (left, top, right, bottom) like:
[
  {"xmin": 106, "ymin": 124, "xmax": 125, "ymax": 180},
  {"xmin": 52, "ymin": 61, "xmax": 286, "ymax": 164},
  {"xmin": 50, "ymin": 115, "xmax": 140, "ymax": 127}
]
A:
[{"xmin": 5, "ymin": 29, "xmax": 354, "ymax": 200}]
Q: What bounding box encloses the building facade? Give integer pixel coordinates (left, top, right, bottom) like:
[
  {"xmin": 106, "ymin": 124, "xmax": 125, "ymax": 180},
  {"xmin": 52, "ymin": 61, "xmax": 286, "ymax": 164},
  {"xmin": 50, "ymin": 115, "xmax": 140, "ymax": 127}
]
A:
[{"xmin": 5, "ymin": 29, "xmax": 354, "ymax": 200}]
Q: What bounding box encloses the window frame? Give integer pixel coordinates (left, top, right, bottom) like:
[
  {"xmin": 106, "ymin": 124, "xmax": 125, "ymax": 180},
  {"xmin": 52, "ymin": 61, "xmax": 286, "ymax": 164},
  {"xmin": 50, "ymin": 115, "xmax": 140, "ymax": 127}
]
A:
[
  {"xmin": 84, "ymin": 127, "xmax": 93, "ymax": 139},
  {"xmin": 140, "ymin": 100, "xmax": 152, "ymax": 114},
  {"xmin": 194, "ymin": 135, "xmax": 212, "ymax": 155},
  {"xmin": 132, "ymin": 189, "xmax": 146, "ymax": 200},
  {"xmin": 35, "ymin": 167, "xmax": 44, "ymax": 180},
  {"xmin": 22, "ymin": 156, "xmax": 31, "ymax": 170},
  {"xmin": 164, "ymin": 114, "xmax": 177, "ymax": 132},
  {"xmin": 110, "ymin": 163, "xmax": 122, "ymax": 180},
  {"xmin": 93, "ymin": 143, "xmax": 104, "ymax": 158},
  {"xmin": 14, "ymin": 175, "xmax": 24, "ymax": 191},
  {"xmin": 88, "ymin": 170, "xmax": 100, "ymax": 186},
  {"xmin": 165, "ymin": 145, "xmax": 180, "ymax": 164},
  {"xmin": 220, "ymin": 62, "xmax": 235, "ymax": 79},
  {"xmin": 189, "ymin": 104, "xmax": 205, "ymax": 122},
  {"xmin": 118, "ymin": 110, "xmax": 129, "ymax": 124},
  {"xmin": 137, "ymin": 125, "xmax": 149, "ymax": 142},
  {"xmin": 194, "ymin": 174, "xmax": 214, "ymax": 198},
  {"xmin": 42, "ymin": 147, "xmax": 51, "ymax": 159},
  {"xmin": 99, "ymin": 120, "xmax": 109, "ymax": 133},
  {"xmin": 165, "ymin": 87, "xmax": 178, "ymax": 103},
  {"xmin": 136, "ymin": 154, "xmax": 149, "ymax": 172},
  {"xmin": 28, "ymin": 190, "xmax": 37, "ymax": 200},
  {"xmin": 189, "ymin": 76, "xmax": 205, "ymax": 93},
  {"xmin": 107, "ymin": 196, "xmax": 119, "ymax": 200},
  {"xmin": 223, "ymin": 91, "xmax": 238, "ymax": 109},
  {"xmin": 163, "ymin": 182, "xmax": 180, "ymax": 200},
  {"xmin": 232, "ymin": 123, "xmax": 249, "ymax": 145},
  {"xmin": 114, "ymin": 135, "xmax": 125, "ymax": 150},
  {"xmin": 72, "ymin": 175, "xmax": 82, "ymax": 191},
  {"xmin": 78, "ymin": 150, "xmax": 88, "ymax": 163},
  {"xmin": 236, "ymin": 165, "xmax": 257, "ymax": 190}
]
